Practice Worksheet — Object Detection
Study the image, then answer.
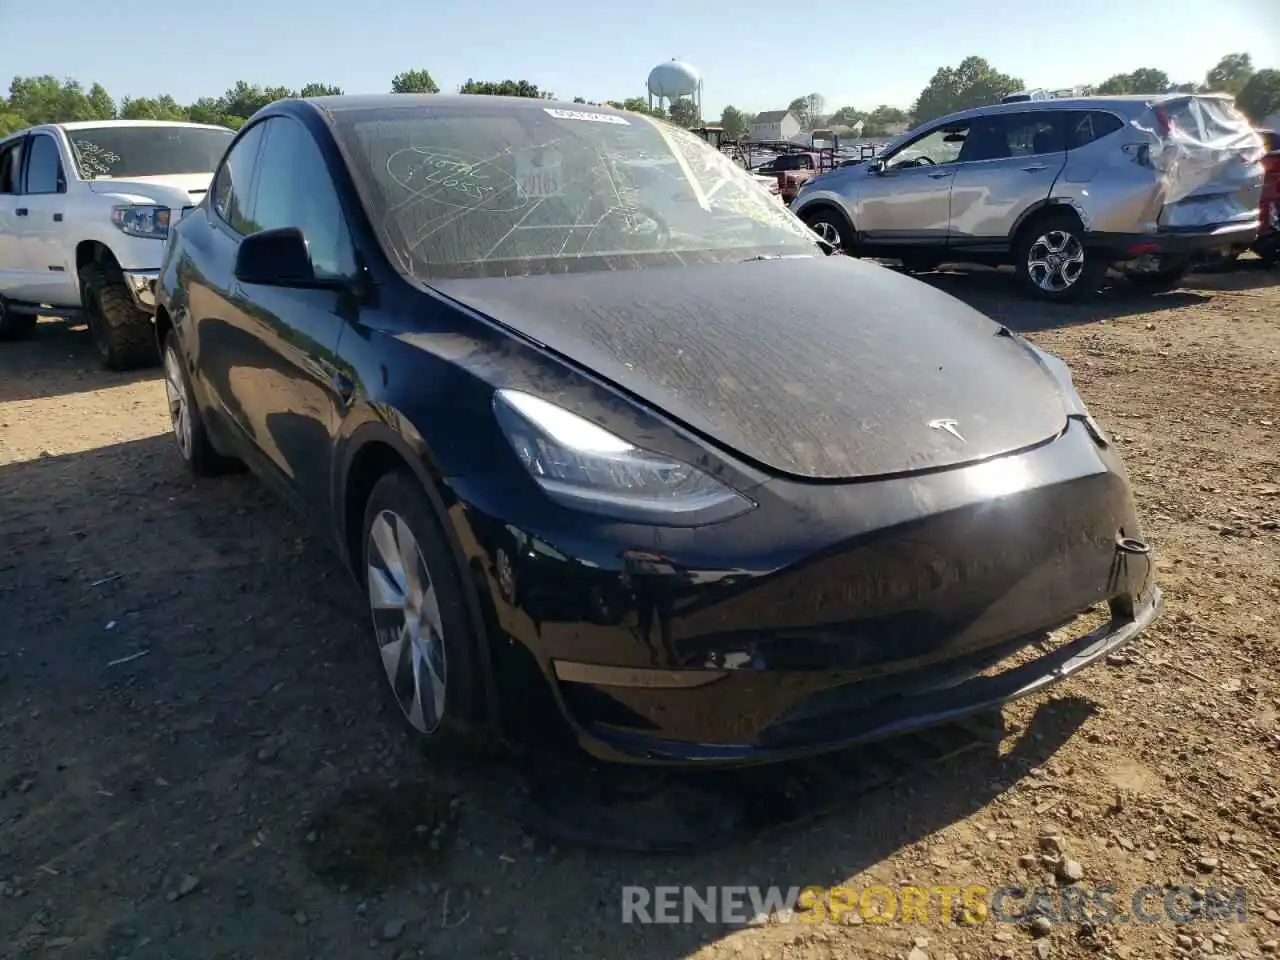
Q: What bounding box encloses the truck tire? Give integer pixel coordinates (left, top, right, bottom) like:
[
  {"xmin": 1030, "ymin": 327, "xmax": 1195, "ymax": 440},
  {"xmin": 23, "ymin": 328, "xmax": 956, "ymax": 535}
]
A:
[
  {"xmin": 80, "ymin": 264, "xmax": 158, "ymax": 371},
  {"xmin": 0, "ymin": 295, "xmax": 37, "ymax": 342}
]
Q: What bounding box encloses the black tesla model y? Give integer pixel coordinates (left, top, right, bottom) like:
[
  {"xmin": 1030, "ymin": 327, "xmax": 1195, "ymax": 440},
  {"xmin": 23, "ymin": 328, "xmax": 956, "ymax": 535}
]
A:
[{"xmin": 154, "ymin": 94, "xmax": 1162, "ymax": 766}]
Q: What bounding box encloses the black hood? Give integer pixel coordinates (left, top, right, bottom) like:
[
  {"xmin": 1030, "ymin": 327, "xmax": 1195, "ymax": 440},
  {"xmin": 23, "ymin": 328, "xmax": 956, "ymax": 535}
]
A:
[{"xmin": 431, "ymin": 256, "xmax": 1068, "ymax": 481}]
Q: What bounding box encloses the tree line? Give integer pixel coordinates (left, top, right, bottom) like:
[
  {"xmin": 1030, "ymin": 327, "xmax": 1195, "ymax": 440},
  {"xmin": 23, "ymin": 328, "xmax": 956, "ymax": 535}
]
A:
[{"xmin": 3, "ymin": 52, "xmax": 1278, "ymax": 143}]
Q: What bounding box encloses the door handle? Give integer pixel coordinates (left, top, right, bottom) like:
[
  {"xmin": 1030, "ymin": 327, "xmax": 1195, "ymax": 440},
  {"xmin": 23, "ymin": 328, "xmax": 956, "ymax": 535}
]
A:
[
  {"xmin": 1022, "ymin": 164, "xmax": 1047, "ymax": 172},
  {"xmin": 53, "ymin": 213, "xmax": 63, "ymax": 222},
  {"xmin": 927, "ymin": 171, "xmax": 952, "ymax": 179},
  {"xmin": 15, "ymin": 208, "xmax": 28, "ymax": 216}
]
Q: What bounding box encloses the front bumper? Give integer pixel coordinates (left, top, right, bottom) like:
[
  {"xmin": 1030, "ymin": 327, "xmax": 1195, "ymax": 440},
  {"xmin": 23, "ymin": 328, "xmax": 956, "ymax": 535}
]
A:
[
  {"xmin": 1088, "ymin": 221, "xmax": 1259, "ymax": 261},
  {"xmin": 121, "ymin": 270, "xmax": 159, "ymax": 313},
  {"xmin": 452, "ymin": 419, "xmax": 1163, "ymax": 768}
]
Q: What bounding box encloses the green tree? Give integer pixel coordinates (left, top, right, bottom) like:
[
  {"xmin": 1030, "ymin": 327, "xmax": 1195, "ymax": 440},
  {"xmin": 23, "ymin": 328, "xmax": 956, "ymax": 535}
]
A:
[
  {"xmin": 1095, "ymin": 68, "xmax": 1171, "ymax": 95},
  {"xmin": 667, "ymin": 97, "xmax": 699, "ymax": 127},
  {"xmin": 458, "ymin": 78, "xmax": 550, "ymax": 98},
  {"xmin": 119, "ymin": 94, "xmax": 187, "ymax": 121},
  {"xmin": 1237, "ymin": 68, "xmax": 1280, "ymax": 123},
  {"xmin": 86, "ymin": 83, "xmax": 115, "ymax": 120},
  {"xmin": 786, "ymin": 96, "xmax": 811, "ymax": 129},
  {"xmin": 828, "ymin": 105, "xmax": 862, "ymax": 127},
  {"xmin": 299, "ymin": 82, "xmax": 344, "ymax": 98},
  {"xmin": 912, "ymin": 56, "xmax": 1022, "ymax": 123},
  {"xmin": 719, "ymin": 105, "xmax": 749, "ymax": 139},
  {"xmin": 1204, "ymin": 53, "xmax": 1253, "ymax": 96},
  {"xmin": 185, "ymin": 96, "xmax": 225, "ymax": 125},
  {"xmin": 391, "ymin": 69, "xmax": 440, "ymax": 94}
]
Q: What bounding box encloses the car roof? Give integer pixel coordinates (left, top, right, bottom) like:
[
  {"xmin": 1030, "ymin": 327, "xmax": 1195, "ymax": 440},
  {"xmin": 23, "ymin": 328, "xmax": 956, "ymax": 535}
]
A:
[
  {"xmin": 297, "ymin": 93, "xmax": 631, "ymax": 118},
  {"xmin": 57, "ymin": 119, "xmax": 234, "ymax": 132},
  {"xmin": 926, "ymin": 92, "xmax": 1232, "ymax": 127}
]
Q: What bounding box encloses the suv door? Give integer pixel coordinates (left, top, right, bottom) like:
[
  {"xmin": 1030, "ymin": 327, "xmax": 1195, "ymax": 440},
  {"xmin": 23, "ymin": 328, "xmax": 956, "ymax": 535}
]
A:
[
  {"xmin": 948, "ymin": 110, "xmax": 1067, "ymax": 248},
  {"xmin": 0, "ymin": 136, "xmax": 28, "ymax": 298},
  {"xmin": 15, "ymin": 131, "xmax": 77, "ymax": 306},
  {"xmin": 856, "ymin": 120, "xmax": 969, "ymax": 244},
  {"xmin": 210, "ymin": 115, "xmax": 358, "ymax": 527}
]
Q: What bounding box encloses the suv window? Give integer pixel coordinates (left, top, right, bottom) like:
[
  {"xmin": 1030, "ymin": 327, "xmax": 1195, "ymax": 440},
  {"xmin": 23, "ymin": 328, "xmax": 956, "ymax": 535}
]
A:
[
  {"xmin": 211, "ymin": 122, "xmax": 267, "ymax": 235},
  {"xmin": 0, "ymin": 139, "xmax": 24, "ymax": 194},
  {"xmin": 887, "ymin": 122, "xmax": 970, "ymax": 169},
  {"xmin": 1066, "ymin": 111, "xmax": 1124, "ymax": 149},
  {"xmin": 960, "ymin": 112, "xmax": 1064, "ymax": 162},
  {"xmin": 249, "ymin": 117, "xmax": 355, "ymax": 280},
  {"xmin": 24, "ymin": 134, "xmax": 64, "ymax": 194}
]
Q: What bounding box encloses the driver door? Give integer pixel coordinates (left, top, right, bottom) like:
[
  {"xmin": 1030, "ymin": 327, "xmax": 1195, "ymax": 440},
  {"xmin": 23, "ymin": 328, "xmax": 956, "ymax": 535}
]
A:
[{"xmin": 855, "ymin": 121, "xmax": 970, "ymax": 245}]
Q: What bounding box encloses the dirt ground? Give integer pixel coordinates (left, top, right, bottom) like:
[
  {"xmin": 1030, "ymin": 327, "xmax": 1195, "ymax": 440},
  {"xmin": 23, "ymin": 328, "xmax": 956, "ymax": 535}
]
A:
[{"xmin": 2, "ymin": 262, "xmax": 1279, "ymax": 960}]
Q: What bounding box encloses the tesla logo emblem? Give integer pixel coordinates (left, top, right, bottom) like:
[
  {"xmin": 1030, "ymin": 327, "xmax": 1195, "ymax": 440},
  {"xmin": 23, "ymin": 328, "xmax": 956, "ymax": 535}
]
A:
[{"xmin": 928, "ymin": 418, "xmax": 966, "ymax": 442}]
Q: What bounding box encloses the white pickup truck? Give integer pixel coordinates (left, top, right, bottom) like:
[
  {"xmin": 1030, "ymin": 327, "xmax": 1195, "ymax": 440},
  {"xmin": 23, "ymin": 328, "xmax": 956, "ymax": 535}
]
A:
[{"xmin": 0, "ymin": 119, "xmax": 234, "ymax": 369}]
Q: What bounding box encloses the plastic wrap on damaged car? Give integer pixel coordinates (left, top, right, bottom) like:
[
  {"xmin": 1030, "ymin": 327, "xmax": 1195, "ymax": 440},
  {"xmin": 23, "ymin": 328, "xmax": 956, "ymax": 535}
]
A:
[{"xmin": 1132, "ymin": 96, "xmax": 1266, "ymax": 228}]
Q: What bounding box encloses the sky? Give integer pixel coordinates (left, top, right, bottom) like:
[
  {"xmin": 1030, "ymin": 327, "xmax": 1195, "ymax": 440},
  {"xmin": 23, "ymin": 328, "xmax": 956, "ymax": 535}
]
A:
[{"xmin": 2, "ymin": 0, "xmax": 1278, "ymax": 118}]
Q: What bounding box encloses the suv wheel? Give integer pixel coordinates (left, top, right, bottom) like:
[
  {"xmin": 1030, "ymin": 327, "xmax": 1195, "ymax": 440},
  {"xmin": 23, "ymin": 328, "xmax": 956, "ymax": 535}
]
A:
[
  {"xmin": 1014, "ymin": 214, "xmax": 1105, "ymax": 302},
  {"xmin": 800, "ymin": 206, "xmax": 854, "ymax": 253},
  {"xmin": 81, "ymin": 264, "xmax": 159, "ymax": 371},
  {"xmin": 0, "ymin": 295, "xmax": 37, "ymax": 342},
  {"xmin": 162, "ymin": 331, "xmax": 241, "ymax": 477}
]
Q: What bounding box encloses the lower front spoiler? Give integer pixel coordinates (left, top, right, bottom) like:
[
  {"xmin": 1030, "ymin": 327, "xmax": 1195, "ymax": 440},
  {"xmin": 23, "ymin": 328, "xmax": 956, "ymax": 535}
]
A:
[
  {"xmin": 121, "ymin": 269, "xmax": 159, "ymax": 313},
  {"xmin": 568, "ymin": 586, "xmax": 1163, "ymax": 767}
]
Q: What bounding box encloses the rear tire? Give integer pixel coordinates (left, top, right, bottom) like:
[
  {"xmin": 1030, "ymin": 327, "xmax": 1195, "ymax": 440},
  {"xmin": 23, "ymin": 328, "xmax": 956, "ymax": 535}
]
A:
[
  {"xmin": 0, "ymin": 295, "xmax": 37, "ymax": 342},
  {"xmin": 361, "ymin": 469, "xmax": 486, "ymax": 756},
  {"xmin": 800, "ymin": 205, "xmax": 855, "ymax": 254},
  {"xmin": 163, "ymin": 331, "xmax": 241, "ymax": 477},
  {"xmin": 81, "ymin": 264, "xmax": 158, "ymax": 371},
  {"xmin": 1013, "ymin": 212, "xmax": 1105, "ymax": 303}
]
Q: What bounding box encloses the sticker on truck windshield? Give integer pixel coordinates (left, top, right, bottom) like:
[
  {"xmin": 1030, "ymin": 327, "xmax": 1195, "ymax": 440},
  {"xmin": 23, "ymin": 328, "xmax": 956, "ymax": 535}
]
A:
[{"xmin": 543, "ymin": 108, "xmax": 630, "ymax": 125}]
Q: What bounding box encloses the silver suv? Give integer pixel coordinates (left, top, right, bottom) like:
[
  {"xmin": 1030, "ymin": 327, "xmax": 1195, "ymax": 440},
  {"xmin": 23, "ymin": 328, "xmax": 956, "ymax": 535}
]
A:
[{"xmin": 791, "ymin": 94, "xmax": 1265, "ymax": 301}]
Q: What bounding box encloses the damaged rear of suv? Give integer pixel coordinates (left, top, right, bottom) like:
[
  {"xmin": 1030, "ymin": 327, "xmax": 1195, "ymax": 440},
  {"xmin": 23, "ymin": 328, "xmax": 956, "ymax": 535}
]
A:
[{"xmin": 791, "ymin": 93, "xmax": 1266, "ymax": 301}]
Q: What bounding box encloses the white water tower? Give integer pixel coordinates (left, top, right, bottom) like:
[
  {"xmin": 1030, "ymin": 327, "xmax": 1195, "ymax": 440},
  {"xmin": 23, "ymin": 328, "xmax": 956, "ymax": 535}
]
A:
[{"xmin": 647, "ymin": 58, "xmax": 702, "ymax": 120}]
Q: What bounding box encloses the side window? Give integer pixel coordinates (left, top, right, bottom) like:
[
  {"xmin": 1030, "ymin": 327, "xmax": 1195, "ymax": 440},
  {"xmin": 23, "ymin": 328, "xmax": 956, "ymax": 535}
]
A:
[
  {"xmin": 24, "ymin": 134, "xmax": 65, "ymax": 194},
  {"xmin": 0, "ymin": 139, "xmax": 24, "ymax": 194},
  {"xmin": 1067, "ymin": 111, "xmax": 1124, "ymax": 150},
  {"xmin": 211, "ymin": 122, "xmax": 267, "ymax": 235},
  {"xmin": 1002, "ymin": 113, "xmax": 1065, "ymax": 157},
  {"xmin": 959, "ymin": 113, "xmax": 1064, "ymax": 163},
  {"xmin": 887, "ymin": 122, "xmax": 970, "ymax": 169},
  {"xmin": 250, "ymin": 117, "xmax": 356, "ymax": 281}
]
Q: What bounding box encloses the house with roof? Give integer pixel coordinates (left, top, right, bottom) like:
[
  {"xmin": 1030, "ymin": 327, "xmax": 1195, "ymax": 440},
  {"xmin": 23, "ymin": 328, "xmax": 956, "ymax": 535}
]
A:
[{"xmin": 750, "ymin": 110, "xmax": 801, "ymax": 141}]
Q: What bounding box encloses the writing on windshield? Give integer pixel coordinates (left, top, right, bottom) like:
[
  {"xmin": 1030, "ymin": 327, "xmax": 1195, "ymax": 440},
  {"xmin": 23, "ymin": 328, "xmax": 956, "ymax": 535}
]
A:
[{"xmin": 68, "ymin": 126, "xmax": 234, "ymax": 179}]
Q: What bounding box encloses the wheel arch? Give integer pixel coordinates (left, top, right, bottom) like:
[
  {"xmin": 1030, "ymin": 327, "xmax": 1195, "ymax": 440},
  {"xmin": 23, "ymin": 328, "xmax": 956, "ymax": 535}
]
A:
[
  {"xmin": 1010, "ymin": 200, "xmax": 1086, "ymax": 248},
  {"xmin": 337, "ymin": 415, "xmax": 503, "ymax": 735},
  {"xmin": 74, "ymin": 240, "xmax": 123, "ymax": 279}
]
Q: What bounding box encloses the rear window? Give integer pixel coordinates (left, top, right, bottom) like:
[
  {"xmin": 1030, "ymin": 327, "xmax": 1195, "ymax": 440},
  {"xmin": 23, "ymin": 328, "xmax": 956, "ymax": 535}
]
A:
[
  {"xmin": 67, "ymin": 125, "xmax": 234, "ymax": 179},
  {"xmin": 1156, "ymin": 97, "xmax": 1249, "ymax": 143}
]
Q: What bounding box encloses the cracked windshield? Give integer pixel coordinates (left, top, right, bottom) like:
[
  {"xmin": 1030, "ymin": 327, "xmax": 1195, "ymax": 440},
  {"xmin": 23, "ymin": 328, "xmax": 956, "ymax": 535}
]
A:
[{"xmin": 334, "ymin": 104, "xmax": 819, "ymax": 277}]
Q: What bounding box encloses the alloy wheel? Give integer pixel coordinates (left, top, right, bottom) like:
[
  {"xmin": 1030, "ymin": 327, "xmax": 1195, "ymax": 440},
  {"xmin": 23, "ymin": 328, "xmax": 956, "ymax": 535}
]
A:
[
  {"xmin": 366, "ymin": 509, "xmax": 448, "ymax": 734},
  {"xmin": 1027, "ymin": 230, "xmax": 1086, "ymax": 293},
  {"xmin": 810, "ymin": 219, "xmax": 842, "ymax": 248},
  {"xmin": 164, "ymin": 346, "xmax": 193, "ymax": 461}
]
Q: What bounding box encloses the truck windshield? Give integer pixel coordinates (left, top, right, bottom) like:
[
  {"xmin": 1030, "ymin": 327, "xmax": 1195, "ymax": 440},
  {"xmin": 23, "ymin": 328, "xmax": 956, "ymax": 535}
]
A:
[{"xmin": 66, "ymin": 126, "xmax": 234, "ymax": 179}]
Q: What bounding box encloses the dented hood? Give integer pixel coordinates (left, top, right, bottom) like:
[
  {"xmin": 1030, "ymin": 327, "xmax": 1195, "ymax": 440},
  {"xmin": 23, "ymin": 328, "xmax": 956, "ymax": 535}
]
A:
[{"xmin": 432, "ymin": 256, "xmax": 1069, "ymax": 481}]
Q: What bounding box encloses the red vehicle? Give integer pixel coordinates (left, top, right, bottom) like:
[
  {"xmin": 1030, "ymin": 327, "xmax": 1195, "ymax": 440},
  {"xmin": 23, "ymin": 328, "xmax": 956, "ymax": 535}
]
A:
[
  {"xmin": 750, "ymin": 143, "xmax": 837, "ymax": 202},
  {"xmin": 1254, "ymin": 129, "xmax": 1280, "ymax": 265}
]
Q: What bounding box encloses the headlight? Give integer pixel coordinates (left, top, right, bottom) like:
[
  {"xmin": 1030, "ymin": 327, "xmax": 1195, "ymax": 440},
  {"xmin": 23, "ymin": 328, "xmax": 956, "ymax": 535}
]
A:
[
  {"xmin": 492, "ymin": 389, "xmax": 755, "ymax": 525},
  {"xmin": 111, "ymin": 204, "xmax": 170, "ymax": 239},
  {"xmin": 1029, "ymin": 345, "xmax": 1110, "ymax": 448}
]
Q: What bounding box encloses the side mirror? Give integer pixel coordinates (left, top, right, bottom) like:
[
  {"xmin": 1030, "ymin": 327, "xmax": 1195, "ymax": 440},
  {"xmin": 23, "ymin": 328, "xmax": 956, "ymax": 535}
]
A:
[
  {"xmin": 867, "ymin": 158, "xmax": 886, "ymax": 175},
  {"xmin": 234, "ymin": 226, "xmax": 325, "ymax": 287}
]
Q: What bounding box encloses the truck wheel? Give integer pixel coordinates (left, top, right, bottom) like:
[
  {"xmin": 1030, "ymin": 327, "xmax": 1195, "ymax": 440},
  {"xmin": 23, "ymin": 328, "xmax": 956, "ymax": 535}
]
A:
[
  {"xmin": 80, "ymin": 264, "xmax": 159, "ymax": 371},
  {"xmin": 0, "ymin": 295, "xmax": 37, "ymax": 342}
]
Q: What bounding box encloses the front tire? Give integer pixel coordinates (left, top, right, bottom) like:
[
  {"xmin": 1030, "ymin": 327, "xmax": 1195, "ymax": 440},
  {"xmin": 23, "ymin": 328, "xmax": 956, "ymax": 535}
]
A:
[
  {"xmin": 362, "ymin": 470, "xmax": 483, "ymax": 753},
  {"xmin": 800, "ymin": 205, "xmax": 854, "ymax": 254},
  {"xmin": 0, "ymin": 295, "xmax": 37, "ymax": 342},
  {"xmin": 163, "ymin": 331, "xmax": 241, "ymax": 477},
  {"xmin": 81, "ymin": 264, "xmax": 158, "ymax": 371},
  {"xmin": 1014, "ymin": 213, "xmax": 1105, "ymax": 302}
]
